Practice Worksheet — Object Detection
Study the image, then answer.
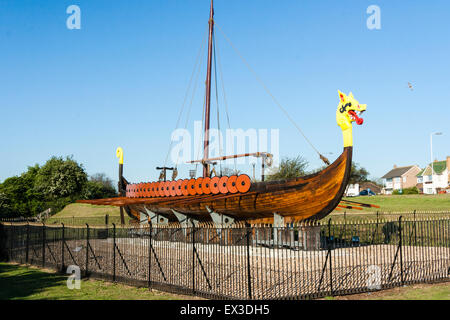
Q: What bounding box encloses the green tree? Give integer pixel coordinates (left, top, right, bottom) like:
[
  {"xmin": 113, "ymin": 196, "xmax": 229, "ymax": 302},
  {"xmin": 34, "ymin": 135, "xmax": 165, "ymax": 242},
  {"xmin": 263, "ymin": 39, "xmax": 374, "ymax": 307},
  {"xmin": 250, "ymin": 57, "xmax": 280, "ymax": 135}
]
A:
[
  {"xmin": 349, "ymin": 162, "xmax": 370, "ymax": 184},
  {"xmin": 82, "ymin": 173, "xmax": 117, "ymax": 199},
  {"xmin": 266, "ymin": 156, "xmax": 309, "ymax": 181},
  {"xmin": 0, "ymin": 164, "xmax": 41, "ymax": 217},
  {"xmin": 35, "ymin": 156, "xmax": 87, "ymax": 199}
]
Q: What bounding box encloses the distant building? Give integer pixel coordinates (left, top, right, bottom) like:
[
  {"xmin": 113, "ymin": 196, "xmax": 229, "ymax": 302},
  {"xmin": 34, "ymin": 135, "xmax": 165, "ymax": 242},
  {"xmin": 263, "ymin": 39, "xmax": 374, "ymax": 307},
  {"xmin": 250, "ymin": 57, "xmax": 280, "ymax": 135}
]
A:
[
  {"xmin": 345, "ymin": 183, "xmax": 360, "ymax": 197},
  {"xmin": 360, "ymin": 182, "xmax": 382, "ymax": 194},
  {"xmin": 344, "ymin": 181, "xmax": 382, "ymax": 196},
  {"xmin": 381, "ymin": 165, "xmax": 421, "ymax": 195},
  {"xmin": 417, "ymin": 156, "xmax": 450, "ymax": 194}
]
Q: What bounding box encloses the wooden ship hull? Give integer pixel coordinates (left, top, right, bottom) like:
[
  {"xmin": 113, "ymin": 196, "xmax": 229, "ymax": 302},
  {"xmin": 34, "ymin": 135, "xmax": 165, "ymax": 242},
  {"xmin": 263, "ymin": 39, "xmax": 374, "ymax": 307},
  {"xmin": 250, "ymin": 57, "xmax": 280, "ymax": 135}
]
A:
[
  {"xmin": 78, "ymin": 1, "xmax": 371, "ymax": 225},
  {"xmin": 79, "ymin": 147, "xmax": 352, "ymax": 223}
]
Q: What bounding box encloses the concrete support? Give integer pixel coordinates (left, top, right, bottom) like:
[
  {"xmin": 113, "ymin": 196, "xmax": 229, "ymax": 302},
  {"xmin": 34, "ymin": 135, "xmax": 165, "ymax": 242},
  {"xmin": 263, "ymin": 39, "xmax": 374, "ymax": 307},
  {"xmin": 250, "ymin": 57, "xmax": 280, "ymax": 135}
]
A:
[
  {"xmin": 206, "ymin": 206, "xmax": 235, "ymax": 227},
  {"xmin": 139, "ymin": 210, "xmax": 149, "ymax": 226},
  {"xmin": 273, "ymin": 213, "xmax": 284, "ymax": 245},
  {"xmin": 171, "ymin": 209, "xmax": 199, "ymax": 228},
  {"xmin": 144, "ymin": 207, "xmax": 169, "ymax": 226},
  {"xmin": 206, "ymin": 206, "xmax": 235, "ymax": 244}
]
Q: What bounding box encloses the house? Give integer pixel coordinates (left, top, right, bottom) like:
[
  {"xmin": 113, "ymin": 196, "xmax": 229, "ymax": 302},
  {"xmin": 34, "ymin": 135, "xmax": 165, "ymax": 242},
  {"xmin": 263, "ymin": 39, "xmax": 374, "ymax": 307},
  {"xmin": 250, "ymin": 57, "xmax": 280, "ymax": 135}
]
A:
[
  {"xmin": 417, "ymin": 156, "xmax": 450, "ymax": 194},
  {"xmin": 345, "ymin": 184, "xmax": 360, "ymax": 197},
  {"xmin": 360, "ymin": 182, "xmax": 382, "ymax": 194},
  {"xmin": 345, "ymin": 181, "xmax": 382, "ymax": 196},
  {"xmin": 381, "ymin": 165, "xmax": 421, "ymax": 195}
]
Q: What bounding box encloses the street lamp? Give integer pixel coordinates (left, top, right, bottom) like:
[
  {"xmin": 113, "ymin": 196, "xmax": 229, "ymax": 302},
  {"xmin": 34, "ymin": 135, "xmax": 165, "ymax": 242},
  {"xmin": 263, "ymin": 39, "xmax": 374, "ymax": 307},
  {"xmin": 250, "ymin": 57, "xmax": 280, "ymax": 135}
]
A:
[{"xmin": 430, "ymin": 132, "xmax": 443, "ymax": 194}]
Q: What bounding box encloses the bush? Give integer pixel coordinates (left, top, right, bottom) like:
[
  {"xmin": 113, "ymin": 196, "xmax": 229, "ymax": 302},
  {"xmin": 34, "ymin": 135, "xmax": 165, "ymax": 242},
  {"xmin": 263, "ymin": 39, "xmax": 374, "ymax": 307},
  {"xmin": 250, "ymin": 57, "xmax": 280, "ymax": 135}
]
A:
[{"xmin": 392, "ymin": 187, "xmax": 419, "ymax": 195}]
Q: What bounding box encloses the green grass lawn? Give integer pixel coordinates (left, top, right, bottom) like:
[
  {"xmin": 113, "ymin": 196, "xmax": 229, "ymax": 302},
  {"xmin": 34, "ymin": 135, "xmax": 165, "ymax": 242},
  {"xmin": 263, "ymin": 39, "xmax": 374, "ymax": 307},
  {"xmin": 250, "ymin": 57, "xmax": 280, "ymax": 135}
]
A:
[
  {"xmin": 1, "ymin": 263, "xmax": 448, "ymax": 300},
  {"xmin": 325, "ymin": 194, "xmax": 450, "ymax": 222},
  {"xmin": 0, "ymin": 263, "xmax": 188, "ymax": 300},
  {"xmin": 45, "ymin": 203, "xmax": 131, "ymax": 226},
  {"xmin": 326, "ymin": 282, "xmax": 450, "ymax": 300},
  {"xmin": 338, "ymin": 194, "xmax": 450, "ymax": 213},
  {"xmin": 51, "ymin": 203, "xmax": 121, "ymax": 218}
]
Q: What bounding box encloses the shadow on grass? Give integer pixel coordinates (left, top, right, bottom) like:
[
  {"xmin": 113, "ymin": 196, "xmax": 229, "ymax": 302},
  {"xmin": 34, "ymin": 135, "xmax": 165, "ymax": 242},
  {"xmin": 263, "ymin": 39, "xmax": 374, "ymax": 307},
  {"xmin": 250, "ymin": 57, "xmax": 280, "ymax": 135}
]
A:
[{"xmin": 0, "ymin": 263, "xmax": 66, "ymax": 300}]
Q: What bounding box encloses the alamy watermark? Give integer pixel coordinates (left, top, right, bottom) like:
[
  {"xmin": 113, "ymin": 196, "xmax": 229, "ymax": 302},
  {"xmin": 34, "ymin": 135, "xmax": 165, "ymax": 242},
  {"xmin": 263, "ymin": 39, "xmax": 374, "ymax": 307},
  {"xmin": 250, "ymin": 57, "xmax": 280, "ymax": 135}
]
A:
[
  {"xmin": 66, "ymin": 5, "xmax": 81, "ymax": 30},
  {"xmin": 366, "ymin": 5, "xmax": 381, "ymax": 30},
  {"xmin": 366, "ymin": 265, "xmax": 381, "ymax": 290},
  {"xmin": 66, "ymin": 265, "xmax": 81, "ymax": 290},
  {"xmin": 170, "ymin": 121, "xmax": 280, "ymax": 167}
]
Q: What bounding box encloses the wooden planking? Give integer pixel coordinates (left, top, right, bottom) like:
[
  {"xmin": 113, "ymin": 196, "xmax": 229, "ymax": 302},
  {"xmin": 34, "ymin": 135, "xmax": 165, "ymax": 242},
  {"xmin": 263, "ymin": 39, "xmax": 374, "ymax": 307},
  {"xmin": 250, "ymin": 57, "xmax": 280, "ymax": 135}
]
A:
[{"xmin": 78, "ymin": 147, "xmax": 352, "ymax": 221}]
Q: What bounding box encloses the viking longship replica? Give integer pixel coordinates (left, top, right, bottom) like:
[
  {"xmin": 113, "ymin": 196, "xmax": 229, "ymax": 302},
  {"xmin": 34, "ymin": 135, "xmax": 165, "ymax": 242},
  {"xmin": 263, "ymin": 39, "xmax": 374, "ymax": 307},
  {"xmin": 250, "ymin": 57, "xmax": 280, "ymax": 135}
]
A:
[{"xmin": 79, "ymin": 1, "xmax": 376, "ymax": 225}]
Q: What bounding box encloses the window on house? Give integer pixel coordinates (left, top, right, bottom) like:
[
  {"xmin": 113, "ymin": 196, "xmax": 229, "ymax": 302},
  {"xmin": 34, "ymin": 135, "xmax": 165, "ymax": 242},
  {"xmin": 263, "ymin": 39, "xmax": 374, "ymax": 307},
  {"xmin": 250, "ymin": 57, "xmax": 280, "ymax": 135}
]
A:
[{"xmin": 403, "ymin": 177, "xmax": 406, "ymax": 183}]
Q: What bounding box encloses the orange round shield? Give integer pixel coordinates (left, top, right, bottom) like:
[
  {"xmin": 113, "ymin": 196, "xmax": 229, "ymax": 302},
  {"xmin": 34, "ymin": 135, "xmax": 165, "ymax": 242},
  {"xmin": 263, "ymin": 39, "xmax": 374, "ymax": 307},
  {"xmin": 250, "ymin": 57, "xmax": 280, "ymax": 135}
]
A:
[
  {"xmin": 175, "ymin": 180, "xmax": 183, "ymax": 196},
  {"xmin": 227, "ymin": 175, "xmax": 238, "ymax": 194},
  {"xmin": 158, "ymin": 182, "xmax": 165, "ymax": 197},
  {"xmin": 163, "ymin": 181, "xmax": 170, "ymax": 197},
  {"xmin": 140, "ymin": 183, "xmax": 145, "ymax": 198},
  {"xmin": 181, "ymin": 179, "xmax": 189, "ymax": 196},
  {"xmin": 195, "ymin": 177, "xmax": 204, "ymax": 195},
  {"xmin": 169, "ymin": 180, "xmax": 177, "ymax": 197},
  {"xmin": 218, "ymin": 176, "xmax": 229, "ymax": 194},
  {"xmin": 153, "ymin": 182, "xmax": 159, "ymax": 197},
  {"xmin": 148, "ymin": 182, "xmax": 153, "ymax": 197},
  {"xmin": 148, "ymin": 182, "xmax": 155, "ymax": 197},
  {"xmin": 135, "ymin": 183, "xmax": 140, "ymax": 198},
  {"xmin": 236, "ymin": 174, "xmax": 251, "ymax": 193},
  {"xmin": 143, "ymin": 183, "xmax": 149, "ymax": 197},
  {"xmin": 210, "ymin": 176, "xmax": 220, "ymax": 194},
  {"xmin": 202, "ymin": 177, "xmax": 211, "ymax": 194},
  {"xmin": 187, "ymin": 178, "xmax": 197, "ymax": 196}
]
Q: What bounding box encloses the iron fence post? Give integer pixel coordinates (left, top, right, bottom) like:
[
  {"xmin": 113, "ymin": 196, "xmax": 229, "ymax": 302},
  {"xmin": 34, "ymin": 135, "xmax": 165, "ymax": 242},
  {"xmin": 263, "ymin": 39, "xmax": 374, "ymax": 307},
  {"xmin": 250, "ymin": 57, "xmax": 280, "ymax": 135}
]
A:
[
  {"xmin": 246, "ymin": 223, "xmax": 252, "ymax": 300},
  {"xmin": 192, "ymin": 223, "xmax": 195, "ymax": 294},
  {"xmin": 86, "ymin": 223, "xmax": 89, "ymax": 277},
  {"xmin": 113, "ymin": 223, "xmax": 116, "ymax": 282},
  {"xmin": 25, "ymin": 222, "xmax": 29, "ymax": 264},
  {"xmin": 61, "ymin": 223, "xmax": 65, "ymax": 272},
  {"xmin": 148, "ymin": 223, "xmax": 152, "ymax": 289},
  {"xmin": 328, "ymin": 218, "xmax": 333, "ymax": 295},
  {"xmin": 398, "ymin": 216, "xmax": 404, "ymax": 284},
  {"xmin": 9, "ymin": 224, "xmax": 13, "ymax": 261},
  {"xmin": 42, "ymin": 223, "xmax": 46, "ymax": 267}
]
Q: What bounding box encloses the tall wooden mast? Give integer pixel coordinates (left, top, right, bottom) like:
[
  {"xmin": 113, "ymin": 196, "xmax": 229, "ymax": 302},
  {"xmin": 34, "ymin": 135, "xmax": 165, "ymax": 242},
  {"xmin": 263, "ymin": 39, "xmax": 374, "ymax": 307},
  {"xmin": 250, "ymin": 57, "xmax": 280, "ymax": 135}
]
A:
[{"xmin": 202, "ymin": 0, "xmax": 214, "ymax": 177}]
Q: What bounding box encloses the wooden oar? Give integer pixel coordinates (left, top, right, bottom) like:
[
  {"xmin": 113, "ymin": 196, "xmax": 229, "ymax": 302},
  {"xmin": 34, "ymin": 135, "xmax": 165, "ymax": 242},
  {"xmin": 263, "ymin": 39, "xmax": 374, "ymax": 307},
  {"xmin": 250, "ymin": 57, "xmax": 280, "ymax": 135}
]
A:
[
  {"xmin": 337, "ymin": 204, "xmax": 363, "ymax": 210},
  {"xmin": 341, "ymin": 199, "xmax": 381, "ymax": 208}
]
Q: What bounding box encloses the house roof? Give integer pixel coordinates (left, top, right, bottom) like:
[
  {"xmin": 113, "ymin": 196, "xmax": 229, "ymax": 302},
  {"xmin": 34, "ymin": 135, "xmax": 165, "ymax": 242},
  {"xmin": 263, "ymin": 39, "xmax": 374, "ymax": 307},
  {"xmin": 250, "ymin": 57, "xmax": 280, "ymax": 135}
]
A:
[
  {"xmin": 417, "ymin": 161, "xmax": 447, "ymax": 176},
  {"xmin": 382, "ymin": 166, "xmax": 416, "ymax": 179},
  {"xmin": 360, "ymin": 182, "xmax": 382, "ymax": 193}
]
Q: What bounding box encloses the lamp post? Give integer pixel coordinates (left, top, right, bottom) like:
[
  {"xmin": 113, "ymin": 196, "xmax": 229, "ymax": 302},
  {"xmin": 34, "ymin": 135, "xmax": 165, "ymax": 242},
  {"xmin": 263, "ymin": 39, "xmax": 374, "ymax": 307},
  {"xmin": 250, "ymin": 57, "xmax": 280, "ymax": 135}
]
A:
[{"xmin": 430, "ymin": 132, "xmax": 443, "ymax": 194}]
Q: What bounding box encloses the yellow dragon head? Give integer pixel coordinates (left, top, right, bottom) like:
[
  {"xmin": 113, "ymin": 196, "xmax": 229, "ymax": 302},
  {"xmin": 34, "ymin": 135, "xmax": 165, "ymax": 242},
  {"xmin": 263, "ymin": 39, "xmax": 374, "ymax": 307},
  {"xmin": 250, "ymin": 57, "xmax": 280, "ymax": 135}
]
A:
[{"xmin": 336, "ymin": 90, "xmax": 366, "ymax": 147}]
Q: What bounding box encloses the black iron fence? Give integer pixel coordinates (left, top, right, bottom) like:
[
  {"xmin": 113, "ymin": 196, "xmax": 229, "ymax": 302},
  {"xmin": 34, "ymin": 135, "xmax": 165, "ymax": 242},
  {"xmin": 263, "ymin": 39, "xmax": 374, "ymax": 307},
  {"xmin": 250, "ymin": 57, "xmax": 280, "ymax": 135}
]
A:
[{"xmin": 1, "ymin": 217, "xmax": 449, "ymax": 299}]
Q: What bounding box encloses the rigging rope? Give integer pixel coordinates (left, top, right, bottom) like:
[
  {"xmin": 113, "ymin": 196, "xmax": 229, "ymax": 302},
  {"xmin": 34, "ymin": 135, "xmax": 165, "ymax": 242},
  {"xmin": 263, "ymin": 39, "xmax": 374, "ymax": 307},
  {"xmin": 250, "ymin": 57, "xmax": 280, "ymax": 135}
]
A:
[
  {"xmin": 212, "ymin": 31, "xmax": 223, "ymax": 175},
  {"xmin": 215, "ymin": 22, "xmax": 330, "ymax": 166},
  {"xmin": 215, "ymin": 32, "xmax": 238, "ymax": 172},
  {"xmin": 165, "ymin": 27, "xmax": 209, "ymax": 168}
]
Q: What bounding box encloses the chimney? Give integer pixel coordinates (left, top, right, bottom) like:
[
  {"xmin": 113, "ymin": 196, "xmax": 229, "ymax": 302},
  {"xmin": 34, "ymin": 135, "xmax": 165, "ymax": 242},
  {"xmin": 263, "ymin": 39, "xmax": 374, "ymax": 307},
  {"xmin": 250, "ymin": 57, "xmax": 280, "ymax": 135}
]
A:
[{"xmin": 393, "ymin": 164, "xmax": 397, "ymax": 168}]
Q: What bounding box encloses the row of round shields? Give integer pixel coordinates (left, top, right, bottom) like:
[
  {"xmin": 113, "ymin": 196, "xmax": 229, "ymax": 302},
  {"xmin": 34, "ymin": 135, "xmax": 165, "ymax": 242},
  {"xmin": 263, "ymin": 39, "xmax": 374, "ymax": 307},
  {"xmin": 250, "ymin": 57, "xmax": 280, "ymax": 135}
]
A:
[{"xmin": 126, "ymin": 175, "xmax": 252, "ymax": 198}]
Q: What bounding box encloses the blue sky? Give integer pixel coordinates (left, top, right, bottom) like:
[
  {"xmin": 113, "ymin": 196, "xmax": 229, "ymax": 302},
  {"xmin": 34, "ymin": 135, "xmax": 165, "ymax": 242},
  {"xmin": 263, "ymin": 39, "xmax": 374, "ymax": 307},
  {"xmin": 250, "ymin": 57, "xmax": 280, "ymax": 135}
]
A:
[{"xmin": 1, "ymin": 0, "xmax": 449, "ymax": 184}]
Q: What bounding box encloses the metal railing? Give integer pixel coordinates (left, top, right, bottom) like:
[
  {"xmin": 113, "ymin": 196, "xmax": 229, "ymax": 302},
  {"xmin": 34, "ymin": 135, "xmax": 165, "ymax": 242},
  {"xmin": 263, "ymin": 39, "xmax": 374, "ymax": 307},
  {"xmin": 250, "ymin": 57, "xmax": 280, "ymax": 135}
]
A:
[{"xmin": 0, "ymin": 216, "xmax": 449, "ymax": 299}]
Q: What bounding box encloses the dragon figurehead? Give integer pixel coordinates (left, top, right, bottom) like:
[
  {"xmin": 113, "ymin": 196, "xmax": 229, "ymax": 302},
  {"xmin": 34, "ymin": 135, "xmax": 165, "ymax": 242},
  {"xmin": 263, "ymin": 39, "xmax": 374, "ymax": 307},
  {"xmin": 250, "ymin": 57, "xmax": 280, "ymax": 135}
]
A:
[{"xmin": 336, "ymin": 90, "xmax": 366, "ymax": 147}]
